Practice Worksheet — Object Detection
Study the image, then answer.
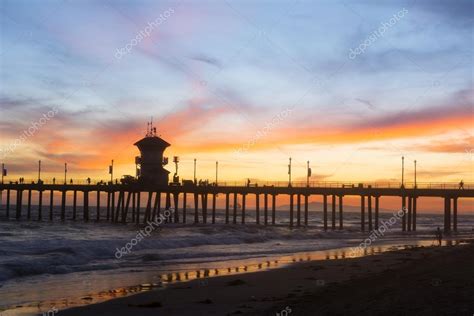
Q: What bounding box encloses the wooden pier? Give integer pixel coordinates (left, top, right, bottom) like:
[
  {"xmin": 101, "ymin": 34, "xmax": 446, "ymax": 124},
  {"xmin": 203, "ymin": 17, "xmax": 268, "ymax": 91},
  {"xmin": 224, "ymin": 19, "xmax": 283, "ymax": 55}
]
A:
[{"xmin": 0, "ymin": 182, "xmax": 472, "ymax": 233}]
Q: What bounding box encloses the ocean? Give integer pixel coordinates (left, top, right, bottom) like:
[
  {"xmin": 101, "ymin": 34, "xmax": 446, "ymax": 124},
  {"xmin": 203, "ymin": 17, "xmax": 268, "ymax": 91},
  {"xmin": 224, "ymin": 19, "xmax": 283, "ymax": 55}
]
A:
[{"xmin": 0, "ymin": 208, "xmax": 473, "ymax": 315}]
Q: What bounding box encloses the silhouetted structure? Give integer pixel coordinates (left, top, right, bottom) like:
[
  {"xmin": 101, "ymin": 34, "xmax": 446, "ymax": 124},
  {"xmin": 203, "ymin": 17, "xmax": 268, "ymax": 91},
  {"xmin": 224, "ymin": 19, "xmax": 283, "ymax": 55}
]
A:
[
  {"xmin": 1, "ymin": 181, "xmax": 472, "ymax": 232},
  {"xmin": 134, "ymin": 121, "xmax": 170, "ymax": 186}
]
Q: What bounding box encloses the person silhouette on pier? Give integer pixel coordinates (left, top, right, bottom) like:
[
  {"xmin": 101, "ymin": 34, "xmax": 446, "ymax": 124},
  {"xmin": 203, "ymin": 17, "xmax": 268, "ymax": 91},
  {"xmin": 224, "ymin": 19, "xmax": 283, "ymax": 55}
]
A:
[
  {"xmin": 435, "ymin": 227, "xmax": 443, "ymax": 246},
  {"xmin": 70, "ymin": 178, "xmax": 73, "ymax": 184},
  {"xmin": 459, "ymin": 180, "xmax": 464, "ymax": 190}
]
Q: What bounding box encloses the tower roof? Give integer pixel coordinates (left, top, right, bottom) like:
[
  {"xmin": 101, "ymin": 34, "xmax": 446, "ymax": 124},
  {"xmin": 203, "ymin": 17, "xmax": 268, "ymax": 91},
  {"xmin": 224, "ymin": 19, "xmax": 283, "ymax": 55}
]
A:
[{"xmin": 134, "ymin": 135, "xmax": 170, "ymax": 149}]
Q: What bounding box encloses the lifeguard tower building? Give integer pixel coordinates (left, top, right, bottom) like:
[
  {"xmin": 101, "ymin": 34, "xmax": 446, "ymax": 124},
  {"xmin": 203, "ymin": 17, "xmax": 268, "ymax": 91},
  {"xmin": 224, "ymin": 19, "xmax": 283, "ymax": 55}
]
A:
[{"xmin": 134, "ymin": 121, "xmax": 170, "ymax": 185}]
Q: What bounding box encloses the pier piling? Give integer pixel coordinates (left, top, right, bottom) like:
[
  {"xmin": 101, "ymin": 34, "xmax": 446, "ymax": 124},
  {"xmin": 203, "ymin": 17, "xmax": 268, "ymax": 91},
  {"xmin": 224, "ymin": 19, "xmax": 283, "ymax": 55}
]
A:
[
  {"xmin": 225, "ymin": 193, "xmax": 229, "ymax": 224},
  {"xmin": 297, "ymin": 194, "xmax": 301, "ymax": 227},
  {"xmin": 368, "ymin": 195, "xmax": 372, "ymax": 231},
  {"xmin": 407, "ymin": 196, "xmax": 412, "ymax": 232},
  {"xmin": 38, "ymin": 190, "xmax": 43, "ymax": 220},
  {"xmin": 144, "ymin": 191, "xmax": 152, "ymax": 224},
  {"xmin": 242, "ymin": 194, "xmax": 246, "ymax": 224},
  {"xmin": 182, "ymin": 193, "xmax": 187, "ymax": 223},
  {"xmin": 174, "ymin": 192, "xmax": 179, "ymax": 223},
  {"xmin": 402, "ymin": 195, "xmax": 406, "ymax": 231},
  {"xmin": 132, "ymin": 192, "xmax": 136, "ymax": 222},
  {"xmin": 255, "ymin": 194, "xmax": 260, "ymax": 225},
  {"xmin": 331, "ymin": 195, "xmax": 336, "ymax": 230},
  {"xmin": 194, "ymin": 193, "xmax": 199, "ymax": 224},
  {"xmin": 49, "ymin": 190, "xmax": 54, "ymax": 221},
  {"xmin": 111, "ymin": 191, "xmax": 115, "ymax": 222},
  {"xmin": 96, "ymin": 190, "xmax": 101, "ymax": 221},
  {"xmin": 212, "ymin": 194, "xmax": 216, "ymax": 224},
  {"xmin": 264, "ymin": 194, "xmax": 269, "ymax": 225},
  {"xmin": 202, "ymin": 193, "xmax": 208, "ymax": 224},
  {"xmin": 84, "ymin": 190, "xmax": 89, "ymax": 222},
  {"xmin": 122, "ymin": 192, "xmax": 131, "ymax": 223},
  {"xmin": 289, "ymin": 194, "xmax": 294, "ymax": 228},
  {"xmin": 27, "ymin": 190, "xmax": 32, "ymax": 219},
  {"xmin": 323, "ymin": 195, "xmax": 327, "ymax": 231},
  {"xmin": 453, "ymin": 197, "xmax": 457, "ymax": 232},
  {"xmin": 136, "ymin": 192, "xmax": 141, "ymax": 224},
  {"xmin": 338, "ymin": 195, "xmax": 343, "ymax": 229},
  {"xmin": 444, "ymin": 197, "xmax": 451, "ymax": 234},
  {"xmin": 412, "ymin": 196, "xmax": 417, "ymax": 231},
  {"xmin": 271, "ymin": 194, "xmax": 276, "ymax": 225},
  {"xmin": 304, "ymin": 195, "xmax": 309, "ymax": 226},
  {"xmin": 374, "ymin": 196, "xmax": 379, "ymax": 230},
  {"xmin": 6, "ymin": 189, "xmax": 10, "ymax": 218},
  {"xmin": 153, "ymin": 192, "xmax": 160, "ymax": 220},
  {"xmin": 106, "ymin": 192, "xmax": 110, "ymax": 221},
  {"xmin": 16, "ymin": 189, "xmax": 22, "ymax": 220},
  {"xmin": 233, "ymin": 193, "xmax": 237, "ymax": 224},
  {"xmin": 61, "ymin": 190, "xmax": 66, "ymax": 221}
]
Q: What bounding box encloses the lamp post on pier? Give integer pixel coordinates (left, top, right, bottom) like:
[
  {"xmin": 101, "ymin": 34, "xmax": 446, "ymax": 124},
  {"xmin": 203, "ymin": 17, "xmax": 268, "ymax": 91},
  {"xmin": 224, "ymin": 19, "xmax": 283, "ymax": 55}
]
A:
[
  {"xmin": 1, "ymin": 163, "xmax": 6, "ymax": 184},
  {"xmin": 64, "ymin": 163, "xmax": 67, "ymax": 184},
  {"xmin": 307, "ymin": 161, "xmax": 311, "ymax": 187},
  {"xmin": 414, "ymin": 160, "xmax": 417, "ymax": 188},
  {"xmin": 401, "ymin": 156, "xmax": 404, "ymax": 188},
  {"xmin": 194, "ymin": 158, "xmax": 197, "ymax": 184},
  {"xmin": 38, "ymin": 160, "xmax": 41, "ymax": 183},
  {"xmin": 288, "ymin": 157, "xmax": 292, "ymax": 187},
  {"xmin": 216, "ymin": 161, "xmax": 218, "ymax": 186},
  {"xmin": 109, "ymin": 160, "xmax": 114, "ymax": 184}
]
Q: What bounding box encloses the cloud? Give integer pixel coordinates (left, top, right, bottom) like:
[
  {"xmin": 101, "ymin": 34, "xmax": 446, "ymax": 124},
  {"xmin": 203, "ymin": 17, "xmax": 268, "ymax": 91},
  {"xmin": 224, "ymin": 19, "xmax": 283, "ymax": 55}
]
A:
[
  {"xmin": 415, "ymin": 0, "xmax": 473, "ymax": 24},
  {"xmin": 355, "ymin": 98, "xmax": 376, "ymax": 110},
  {"xmin": 156, "ymin": 97, "xmax": 231, "ymax": 139},
  {"xmin": 0, "ymin": 96, "xmax": 37, "ymax": 111},
  {"xmin": 190, "ymin": 54, "xmax": 222, "ymax": 69},
  {"xmin": 411, "ymin": 136, "xmax": 473, "ymax": 153}
]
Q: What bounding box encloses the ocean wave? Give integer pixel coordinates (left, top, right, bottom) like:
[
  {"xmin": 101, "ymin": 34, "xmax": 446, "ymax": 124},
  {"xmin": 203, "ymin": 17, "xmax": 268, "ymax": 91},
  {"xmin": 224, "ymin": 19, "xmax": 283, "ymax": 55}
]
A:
[{"xmin": 0, "ymin": 214, "xmax": 473, "ymax": 283}]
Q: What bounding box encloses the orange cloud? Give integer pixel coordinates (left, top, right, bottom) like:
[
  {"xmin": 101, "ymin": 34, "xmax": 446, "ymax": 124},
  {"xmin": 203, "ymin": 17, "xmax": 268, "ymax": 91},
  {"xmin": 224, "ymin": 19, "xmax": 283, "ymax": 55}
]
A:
[{"xmin": 167, "ymin": 110, "xmax": 473, "ymax": 154}]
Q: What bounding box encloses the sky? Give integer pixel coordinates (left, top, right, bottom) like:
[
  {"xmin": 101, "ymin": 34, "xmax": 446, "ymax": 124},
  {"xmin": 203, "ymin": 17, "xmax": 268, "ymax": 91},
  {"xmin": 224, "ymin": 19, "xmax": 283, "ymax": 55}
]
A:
[{"xmin": 0, "ymin": 0, "xmax": 473, "ymax": 195}]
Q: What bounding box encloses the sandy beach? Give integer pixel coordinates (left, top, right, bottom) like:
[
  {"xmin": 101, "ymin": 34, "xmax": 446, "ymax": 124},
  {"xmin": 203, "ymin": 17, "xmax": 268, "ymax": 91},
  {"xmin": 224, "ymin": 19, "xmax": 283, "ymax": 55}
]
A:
[{"xmin": 58, "ymin": 240, "xmax": 474, "ymax": 316}]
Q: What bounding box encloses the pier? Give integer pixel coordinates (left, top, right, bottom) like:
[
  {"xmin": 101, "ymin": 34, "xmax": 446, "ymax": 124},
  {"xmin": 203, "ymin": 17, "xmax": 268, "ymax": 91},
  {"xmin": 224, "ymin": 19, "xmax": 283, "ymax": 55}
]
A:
[{"xmin": 0, "ymin": 181, "xmax": 472, "ymax": 233}]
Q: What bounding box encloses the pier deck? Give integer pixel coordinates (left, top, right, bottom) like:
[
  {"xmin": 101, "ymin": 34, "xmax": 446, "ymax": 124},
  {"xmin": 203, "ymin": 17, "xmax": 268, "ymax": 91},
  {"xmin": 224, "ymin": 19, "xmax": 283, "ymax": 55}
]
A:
[{"xmin": 1, "ymin": 182, "xmax": 472, "ymax": 233}]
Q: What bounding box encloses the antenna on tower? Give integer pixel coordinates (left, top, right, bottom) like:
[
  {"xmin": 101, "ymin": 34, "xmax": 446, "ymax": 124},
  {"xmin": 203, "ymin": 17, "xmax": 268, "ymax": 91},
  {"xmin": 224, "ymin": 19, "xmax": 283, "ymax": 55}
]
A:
[{"xmin": 146, "ymin": 116, "xmax": 157, "ymax": 137}]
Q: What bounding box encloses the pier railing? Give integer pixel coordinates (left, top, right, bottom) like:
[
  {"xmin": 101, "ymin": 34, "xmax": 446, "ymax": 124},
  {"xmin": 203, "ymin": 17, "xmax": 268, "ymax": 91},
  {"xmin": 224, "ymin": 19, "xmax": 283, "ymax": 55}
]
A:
[
  {"xmin": 215, "ymin": 181, "xmax": 472, "ymax": 190},
  {"xmin": 3, "ymin": 179, "xmax": 472, "ymax": 190}
]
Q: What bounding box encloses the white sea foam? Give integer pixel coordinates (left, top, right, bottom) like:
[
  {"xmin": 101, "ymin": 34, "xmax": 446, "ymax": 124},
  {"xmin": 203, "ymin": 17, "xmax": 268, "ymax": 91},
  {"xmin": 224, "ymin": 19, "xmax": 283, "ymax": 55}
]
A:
[{"xmin": 0, "ymin": 211, "xmax": 473, "ymax": 285}]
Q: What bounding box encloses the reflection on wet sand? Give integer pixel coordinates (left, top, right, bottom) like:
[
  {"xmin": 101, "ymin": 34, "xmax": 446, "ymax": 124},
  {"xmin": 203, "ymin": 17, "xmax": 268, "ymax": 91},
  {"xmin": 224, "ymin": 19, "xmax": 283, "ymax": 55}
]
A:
[{"xmin": 4, "ymin": 239, "xmax": 465, "ymax": 316}]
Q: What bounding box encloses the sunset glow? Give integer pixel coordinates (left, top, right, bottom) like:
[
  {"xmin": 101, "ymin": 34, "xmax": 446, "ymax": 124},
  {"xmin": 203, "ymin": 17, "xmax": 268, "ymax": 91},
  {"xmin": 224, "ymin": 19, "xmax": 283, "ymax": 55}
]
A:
[{"xmin": 0, "ymin": 0, "xmax": 472, "ymax": 210}]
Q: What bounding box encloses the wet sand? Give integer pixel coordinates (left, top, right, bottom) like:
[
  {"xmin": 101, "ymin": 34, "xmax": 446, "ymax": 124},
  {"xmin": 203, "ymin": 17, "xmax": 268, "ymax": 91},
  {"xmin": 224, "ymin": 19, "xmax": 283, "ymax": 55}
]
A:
[{"xmin": 59, "ymin": 240, "xmax": 474, "ymax": 316}]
